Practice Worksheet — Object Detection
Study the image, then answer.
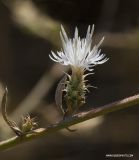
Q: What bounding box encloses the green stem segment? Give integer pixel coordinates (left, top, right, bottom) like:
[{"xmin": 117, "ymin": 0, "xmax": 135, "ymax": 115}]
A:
[
  {"xmin": 1, "ymin": 93, "xmax": 139, "ymax": 151},
  {"xmin": 65, "ymin": 67, "xmax": 86, "ymax": 116}
]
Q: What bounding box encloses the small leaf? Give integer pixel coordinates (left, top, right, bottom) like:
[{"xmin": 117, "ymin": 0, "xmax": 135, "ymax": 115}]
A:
[{"xmin": 55, "ymin": 75, "xmax": 67, "ymax": 115}]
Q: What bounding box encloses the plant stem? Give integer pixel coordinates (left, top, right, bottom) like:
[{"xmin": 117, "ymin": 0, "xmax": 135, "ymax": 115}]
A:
[{"xmin": 1, "ymin": 93, "xmax": 139, "ymax": 151}]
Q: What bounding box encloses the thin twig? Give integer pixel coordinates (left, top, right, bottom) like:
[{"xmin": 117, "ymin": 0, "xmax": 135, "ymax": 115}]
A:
[
  {"xmin": 0, "ymin": 93, "xmax": 139, "ymax": 151},
  {"xmin": 1, "ymin": 88, "xmax": 22, "ymax": 136}
]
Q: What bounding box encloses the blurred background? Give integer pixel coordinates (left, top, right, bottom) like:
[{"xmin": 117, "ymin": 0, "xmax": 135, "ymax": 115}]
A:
[{"xmin": 0, "ymin": 0, "xmax": 139, "ymax": 159}]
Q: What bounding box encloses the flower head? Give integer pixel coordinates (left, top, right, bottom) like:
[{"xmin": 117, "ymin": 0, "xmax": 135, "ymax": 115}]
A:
[
  {"xmin": 49, "ymin": 25, "xmax": 108, "ymax": 71},
  {"xmin": 50, "ymin": 25, "xmax": 109, "ymax": 117}
]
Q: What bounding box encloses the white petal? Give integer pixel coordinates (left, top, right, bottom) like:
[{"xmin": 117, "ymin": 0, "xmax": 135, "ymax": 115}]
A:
[
  {"xmin": 74, "ymin": 27, "xmax": 78, "ymax": 39},
  {"xmin": 96, "ymin": 37, "xmax": 104, "ymax": 48},
  {"xmin": 49, "ymin": 54, "xmax": 59, "ymax": 62},
  {"xmin": 61, "ymin": 25, "xmax": 68, "ymax": 42},
  {"xmin": 49, "ymin": 25, "xmax": 108, "ymax": 71}
]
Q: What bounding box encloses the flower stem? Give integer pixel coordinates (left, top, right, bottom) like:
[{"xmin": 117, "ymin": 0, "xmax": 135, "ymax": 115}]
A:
[{"xmin": 1, "ymin": 93, "xmax": 139, "ymax": 151}]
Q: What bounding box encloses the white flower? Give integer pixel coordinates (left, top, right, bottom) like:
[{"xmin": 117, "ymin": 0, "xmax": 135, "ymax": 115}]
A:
[{"xmin": 49, "ymin": 25, "xmax": 108, "ymax": 71}]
